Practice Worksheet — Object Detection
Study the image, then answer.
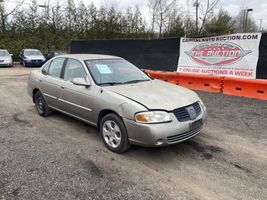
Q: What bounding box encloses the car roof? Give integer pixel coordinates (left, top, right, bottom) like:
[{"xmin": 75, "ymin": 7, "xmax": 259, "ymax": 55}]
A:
[
  {"xmin": 59, "ymin": 54, "xmax": 122, "ymax": 61},
  {"xmin": 48, "ymin": 51, "xmax": 66, "ymax": 53},
  {"xmin": 24, "ymin": 49, "xmax": 41, "ymax": 51},
  {"xmin": 0, "ymin": 49, "xmax": 8, "ymax": 51}
]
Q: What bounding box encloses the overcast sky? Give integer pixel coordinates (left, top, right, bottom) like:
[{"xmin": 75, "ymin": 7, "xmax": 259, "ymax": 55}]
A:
[{"xmin": 8, "ymin": 0, "xmax": 267, "ymax": 30}]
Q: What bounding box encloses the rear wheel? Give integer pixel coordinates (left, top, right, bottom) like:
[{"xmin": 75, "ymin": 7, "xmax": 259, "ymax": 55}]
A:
[
  {"xmin": 34, "ymin": 91, "xmax": 52, "ymax": 117},
  {"xmin": 100, "ymin": 113, "xmax": 131, "ymax": 153}
]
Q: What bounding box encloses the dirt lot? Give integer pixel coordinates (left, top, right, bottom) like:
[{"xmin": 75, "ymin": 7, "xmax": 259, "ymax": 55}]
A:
[{"xmin": 0, "ymin": 64, "xmax": 266, "ymax": 200}]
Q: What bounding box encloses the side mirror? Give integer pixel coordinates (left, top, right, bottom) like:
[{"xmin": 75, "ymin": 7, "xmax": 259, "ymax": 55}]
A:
[
  {"xmin": 42, "ymin": 69, "xmax": 47, "ymax": 75},
  {"xmin": 71, "ymin": 78, "xmax": 90, "ymax": 87},
  {"xmin": 10, "ymin": 54, "xmax": 13, "ymax": 57}
]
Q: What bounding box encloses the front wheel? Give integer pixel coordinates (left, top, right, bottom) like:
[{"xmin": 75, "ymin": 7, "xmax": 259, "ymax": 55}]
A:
[
  {"xmin": 100, "ymin": 113, "xmax": 131, "ymax": 153},
  {"xmin": 34, "ymin": 91, "xmax": 52, "ymax": 117}
]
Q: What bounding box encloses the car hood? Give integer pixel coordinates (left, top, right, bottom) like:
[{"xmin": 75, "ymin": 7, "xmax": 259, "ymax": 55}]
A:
[
  {"xmin": 105, "ymin": 79, "xmax": 200, "ymax": 110},
  {"xmin": 0, "ymin": 56, "xmax": 12, "ymax": 60},
  {"xmin": 25, "ymin": 55, "xmax": 45, "ymax": 60}
]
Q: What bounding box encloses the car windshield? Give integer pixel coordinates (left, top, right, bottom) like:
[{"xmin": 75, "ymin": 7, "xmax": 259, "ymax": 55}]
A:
[
  {"xmin": 54, "ymin": 52, "xmax": 65, "ymax": 56},
  {"xmin": 85, "ymin": 59, "xmax": 151, "ymax": 85},
  {"xmin": 0, "ymin": 50, "xmax": 9, "ymax": 56},
  {"xmin": 25, "ymin": 50, "xmax": 42, "ymax": 56}
]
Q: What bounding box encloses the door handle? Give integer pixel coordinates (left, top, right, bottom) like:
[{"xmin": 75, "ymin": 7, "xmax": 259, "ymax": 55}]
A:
[{"xmin": 61, "ymin": 86, "xmax": 65, "ymax": 89}]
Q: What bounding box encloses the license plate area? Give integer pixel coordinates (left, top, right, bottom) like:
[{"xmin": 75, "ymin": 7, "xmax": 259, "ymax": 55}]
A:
[{"xmin": 190, "ymin": 119, "xmax": 203, "ymax": 130}]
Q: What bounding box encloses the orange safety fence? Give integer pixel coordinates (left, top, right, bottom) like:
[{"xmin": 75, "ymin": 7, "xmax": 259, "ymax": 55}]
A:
[
  {"xmin": 178, "ymin": 73, "xmax": 223, "ymax": 93},
  {"xmin": 223, "ymin": 77, "xmax": 267, "ymax": 100},
  {"xmin": 144, "ymin": 70, "xmax": 179, "ymax": 85},
  {"xmin": 144, "ymin": 69, "xmax": 267, "ymax": 100}
]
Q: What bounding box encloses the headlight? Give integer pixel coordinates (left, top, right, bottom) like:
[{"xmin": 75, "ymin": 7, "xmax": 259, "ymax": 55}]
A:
[
  {"xmin": 135, "ymin": 111, "xmax": 172, "ymax": 124},
  {"xmin": 25, "ymin": 57, "xmax": 30, "ymax": 62}
]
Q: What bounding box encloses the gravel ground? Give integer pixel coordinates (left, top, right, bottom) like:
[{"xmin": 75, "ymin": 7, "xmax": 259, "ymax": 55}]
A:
[{"xmin": 0, "ymin": 64, "xmax": 266, "ymax": 200}]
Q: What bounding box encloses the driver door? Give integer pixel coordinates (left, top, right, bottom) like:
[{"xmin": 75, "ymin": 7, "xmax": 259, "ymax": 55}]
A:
[{"xmin": 57, "ymin": 58, "xmax": 95, "ymax": 123}]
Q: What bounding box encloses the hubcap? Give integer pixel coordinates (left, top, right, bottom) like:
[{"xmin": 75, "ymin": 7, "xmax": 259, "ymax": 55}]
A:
[{"xmin": 103, "ymin": 120, "xmax": 122, "ymax": 148}]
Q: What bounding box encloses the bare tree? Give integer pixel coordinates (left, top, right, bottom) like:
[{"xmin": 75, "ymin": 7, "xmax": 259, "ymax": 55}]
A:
[
  {"xmin": 27, "ymin": 0, "xmax": 39, "ymax": 30},
  {"xmin": 65, "ymin": 0, "xmax": 76, "ymax": 35},
  {"xmin": 165, "ymin": 4, "xmax": 182, "ymax": 35},
  {"xmin": 51, "ymin": 1, "xmax": 62, "ymax": 30},
  {"xmin": 147, "ymin": 0, "xmax": 176, "ymax": 38},
  {"xmin": 147, "ymin": 0, "xmax": 158, "ymax": 33},
  {"xmin": 232, "ymin": 9, "xmax": 258, "ymax": 33},
  {"xmin": 0, "ymin": 0, "xmax": 24, "ymax": 32},
  {"xmin": 198, "ymin": 0, "xmax": 219, "ymax": 34}
]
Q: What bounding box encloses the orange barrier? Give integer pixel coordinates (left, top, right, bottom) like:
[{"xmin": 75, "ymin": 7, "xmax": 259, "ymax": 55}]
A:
[
  {"xmin": 178, "ymin": 73, "xmax": 223, "ymax": 93},
  {"xmin": 145, "ymin": 70, "xmax": 179, "ymax": 85},
  {"xmin": 144, "ymin": 69, "xmax": 267, "ymax": 100},
  {"xmin": 223, "ymin": 77, "xmax": 267, "ymax": 100}
]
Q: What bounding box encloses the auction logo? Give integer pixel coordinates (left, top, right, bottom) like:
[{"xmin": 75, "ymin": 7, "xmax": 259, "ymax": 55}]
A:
[{"xmin": 185, "ymin": 42, "xmax": 252, "ymax": 65}]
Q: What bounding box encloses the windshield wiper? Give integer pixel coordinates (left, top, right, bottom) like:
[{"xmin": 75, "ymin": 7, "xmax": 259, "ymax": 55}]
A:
[
  {"xmin": 99, "ymin": 82, "xmax": 124, "ymax": 86},
  {"xmin": 99, "ymin": 79, "xmax": 150, "ymax": 86},
  {"xmin": 122, "ymin": 79, "xmax": 151, "ymax": 84}
]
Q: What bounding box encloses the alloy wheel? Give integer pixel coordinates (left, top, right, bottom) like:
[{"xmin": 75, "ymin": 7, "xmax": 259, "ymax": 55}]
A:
[{"xmin": 102, "ymin": 120, "xmax": 122, "ymax": 148}]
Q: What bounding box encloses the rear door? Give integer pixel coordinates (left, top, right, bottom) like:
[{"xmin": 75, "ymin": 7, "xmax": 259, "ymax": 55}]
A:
[
  {"xmin": 39, "ymin": 57, "xmax": 66, "ymax": 108},
  {"xmin": 57, "ymin": 58, "xmax": 95, "ymax": 123}
]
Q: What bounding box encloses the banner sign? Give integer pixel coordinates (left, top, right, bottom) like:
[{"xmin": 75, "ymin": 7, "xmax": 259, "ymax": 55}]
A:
[{"xmin": 177, "ymin": 33, "xmax": 262, "ymax": 79}]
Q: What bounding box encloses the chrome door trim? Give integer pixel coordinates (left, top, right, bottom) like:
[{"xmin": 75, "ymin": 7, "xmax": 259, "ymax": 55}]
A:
[
  {"xmin": 43, "ymin": 93, "xmax": 57, "ymax": 100},
  {"xmin": 58, "ymin": 98, "xmax": 92, "ymax": 112}
]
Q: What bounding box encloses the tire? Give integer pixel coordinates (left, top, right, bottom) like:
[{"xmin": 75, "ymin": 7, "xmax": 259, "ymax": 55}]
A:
[
  {"xmin": 100, "ymin": 113, "xmax": 131, "ymax": 153},
  {"xmin": 34, "ymin": 91, "xmax": 52, "ymax": 117}
]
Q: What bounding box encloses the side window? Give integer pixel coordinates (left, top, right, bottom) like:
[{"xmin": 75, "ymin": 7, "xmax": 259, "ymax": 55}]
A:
[
  {"xmin": 42, "ymin": 62, "xmax": 50, "ymax": 75},
  {"xmin": 63, "ymin": 59, "xmax": 87, "ymax": 81},
  {"xmin": 47, "ymin": 58, "xmax": 65, "ymax": 78}
]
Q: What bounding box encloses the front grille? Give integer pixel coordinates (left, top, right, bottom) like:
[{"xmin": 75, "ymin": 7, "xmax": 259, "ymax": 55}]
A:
[
  {"xmin": 173, "ymin": 102, "xmax": 201, "ymax": 122},
  {"xmin": 167, "ymin": 125, "xmax": 202, "ymax": 144},
  {"xmin": 31, "ymin": 59, "xmax": 43, "ymax": 63}
]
